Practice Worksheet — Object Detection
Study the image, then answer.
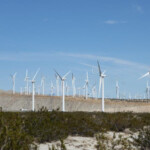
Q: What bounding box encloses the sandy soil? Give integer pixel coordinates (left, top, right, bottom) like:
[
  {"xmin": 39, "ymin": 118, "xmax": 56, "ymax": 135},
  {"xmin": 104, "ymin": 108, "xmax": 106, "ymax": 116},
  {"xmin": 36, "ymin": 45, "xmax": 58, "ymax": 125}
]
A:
[
  {"xmin": 0, "ymin": 92, "xmax": 150, "ymax": 112},
  {"xmin": 37, "ymin": 131, "xmax": 137, "ymax": 150}
]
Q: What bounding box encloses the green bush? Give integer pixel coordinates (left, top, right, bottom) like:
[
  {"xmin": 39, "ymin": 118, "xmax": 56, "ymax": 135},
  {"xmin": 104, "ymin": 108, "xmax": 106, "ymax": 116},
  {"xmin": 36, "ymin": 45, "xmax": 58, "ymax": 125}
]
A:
[{"xmin": 0, "ymin": 108, "xmax": 150, "ymax": 149}]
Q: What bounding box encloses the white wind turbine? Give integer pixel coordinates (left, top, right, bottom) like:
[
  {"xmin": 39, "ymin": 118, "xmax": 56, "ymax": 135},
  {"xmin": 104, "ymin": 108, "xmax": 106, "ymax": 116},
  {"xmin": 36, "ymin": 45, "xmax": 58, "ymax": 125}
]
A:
[
  {"xmin": 146, "ymin": 81, "xmax": 149, "ymax": 99},
  {"xmin": 38, "ymin": 85, "xmax": 41, "ymax": 95},
  {"xmin": 77, "ymin": 87, "xmax": 81, "ymax": 97},
  {"xmin": 30, "ymin": 69, "xmax": 40, "ymax": 111},
  {"xmin": 82, "ymin": 84, "xmax": 86, "ymax": 97},
  {"xmin": 97, "ymin": 61, "xmax": 106, "ymax": 112},
  {"xmin": 54, "ymin": 70, "xmax": 70, "ymax": 112},
  {"xmin": 139, "ymin": 71, "xmax": 150, "ymax": 99},
  {"xmin": 65, "ymin": 82, "xmax": 70, "ymax": 96},
  {"xmin": 10, "ymin": 72, "xmax": 17, "ymax": 94},
  {"xmin": 72, "ymin": 73, "xmax": 76, "ymax": 97},
  {"xmin": 92, "ymin": 83, "xmax": 97, "ymax": 99},
  {"xmin": 50, "ymin": 81, "xmax": 54, "ymax": 96},
  {"xmin": 41, "ymin": 76, "xmax": 45, "ymax": 96},
  {"xmin": 116, "ymin": 81, "xmax": 119, "ymax": 99},
  {"xmin": 85, "ymin": 72, "xmax": 89, "ymax": 100},
  {"xmin": 24, "ymin": 69, "xmax": 30, "ymax": 95},
  {"xmin": 55, "ymin": 74, "xmax": 60, "ymax": 96}
]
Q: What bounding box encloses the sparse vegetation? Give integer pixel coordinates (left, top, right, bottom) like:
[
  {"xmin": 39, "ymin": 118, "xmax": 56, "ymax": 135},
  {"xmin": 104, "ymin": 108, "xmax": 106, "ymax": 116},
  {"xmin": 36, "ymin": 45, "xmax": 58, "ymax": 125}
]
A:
[{"xmin": 0, "ymin": 108, "xmax": 150, "ymax": 149}]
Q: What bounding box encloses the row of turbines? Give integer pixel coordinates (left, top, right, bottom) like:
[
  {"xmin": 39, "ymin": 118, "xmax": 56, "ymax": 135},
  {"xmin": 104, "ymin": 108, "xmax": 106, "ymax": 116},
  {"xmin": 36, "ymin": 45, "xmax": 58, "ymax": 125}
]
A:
[
  {"xmin": 9, "ymin": 61, "xmax": 150, "ymax": 112},
  {"xmin": 10, "ymin": 61, "xmax": 107, "ymax": 112}
]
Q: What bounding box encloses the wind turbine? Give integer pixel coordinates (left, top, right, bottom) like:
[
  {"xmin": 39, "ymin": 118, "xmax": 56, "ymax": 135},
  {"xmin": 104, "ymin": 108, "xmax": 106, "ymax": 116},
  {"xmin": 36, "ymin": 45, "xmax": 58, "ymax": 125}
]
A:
[
  {"xmin": 92, "ymin": 83, "xmax": 97, "ymax": 99},
  {"xmin": 50, "ymin": 81, "xmax": 54, "ymax": 96},
  {"xmin": 24, "ymin": 69, "xmax": 30, "ymax": 95},
  {"xmin": 30, "ymin": 69, "xmax": 40, "ymax": 111},
  {"xmin": 85, "ymin": 72, "xmax": 89, "ymax": 100},
  {"xmin": 55, "ymin": 74, "xmax": 60, "ymax": 96},
  {"xmin": 139, "ymin": 71, "xmax": 150, "ymax": 99},
  {"xmin": 65, "ymin": 82, "xmax": 69, "ymax": 96},
  {"xmin": 41, "ymin": 76, "xmax": 45, "ymax": 96},
  {"xmin": 77, "ymin": 87, "xmax": 81, "ymax": 97},
  {"xmin": 10, "ymin": 72, "xmax": 17, "ymax": 94},
  {"xmin": 146, "ymin": 81, "xmax": 149, "ymax": 99},
  {"xmin": 72, "ymin": 73, "xmax": 76, "ymax": 97},
  {"xmin": 37, "ymin": 85, "xmax": 41, "ymax": 95},
  {"xmin": 97, "ymin": 61, "xmax": 106, "ymax": 112},
  {"xmin": 116, "ymin": 81, "xmax": 119, "ymax": 99},
  {"xmin": 54, "ymin": 70, "xmax": 70, "ymax": 112}
]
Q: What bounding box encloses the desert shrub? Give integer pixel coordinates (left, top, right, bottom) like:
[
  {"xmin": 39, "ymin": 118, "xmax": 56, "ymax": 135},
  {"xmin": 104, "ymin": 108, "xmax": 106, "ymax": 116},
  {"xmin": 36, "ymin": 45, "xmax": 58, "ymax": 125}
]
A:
[
  {"xmin": 133, "ymin": 126, "xmax": 150, "ymax": 150},
  {"xmin": 0, "ymin": 112, "xmax": 35, "ymax": 150},
  {"xmin": 1, "ymin": 109, "xmax": 150, "ymax": 147}
]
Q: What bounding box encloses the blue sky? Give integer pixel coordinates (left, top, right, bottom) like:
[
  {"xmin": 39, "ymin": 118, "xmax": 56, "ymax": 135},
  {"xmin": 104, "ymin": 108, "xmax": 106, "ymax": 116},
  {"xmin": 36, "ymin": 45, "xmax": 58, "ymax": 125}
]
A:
[{"xmin": 0, "ymin": 0, "xmax": 150, "ymax": 98}]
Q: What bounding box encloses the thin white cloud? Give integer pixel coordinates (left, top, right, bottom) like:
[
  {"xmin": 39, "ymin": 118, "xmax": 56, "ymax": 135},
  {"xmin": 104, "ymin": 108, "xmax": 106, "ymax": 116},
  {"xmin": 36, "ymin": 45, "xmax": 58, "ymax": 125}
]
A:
[
  {"xmin": 59, "ymin": 52, "xmax": 150, "ymax": 70},
  {"xmin": 104, "ymin": 20, "xmax": 118, "ymax": 24},
  {"xmin": 134, "ymin": 5, "xmax": 143, "ymax": 13},
  {"xmin": 104, "ymin": 20, "xmax": 127, "ymax": 25},
  {"xmin": 0, "ymin": 51, "xmax": 149, "ymax": 71}
]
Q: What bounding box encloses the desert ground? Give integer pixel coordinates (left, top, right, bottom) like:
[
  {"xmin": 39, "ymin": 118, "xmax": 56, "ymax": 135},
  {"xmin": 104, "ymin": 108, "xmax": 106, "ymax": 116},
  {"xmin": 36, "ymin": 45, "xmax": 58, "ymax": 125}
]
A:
[{"xmin": 0, "ymin": 91, "xmax": 150, "ymax": 113}]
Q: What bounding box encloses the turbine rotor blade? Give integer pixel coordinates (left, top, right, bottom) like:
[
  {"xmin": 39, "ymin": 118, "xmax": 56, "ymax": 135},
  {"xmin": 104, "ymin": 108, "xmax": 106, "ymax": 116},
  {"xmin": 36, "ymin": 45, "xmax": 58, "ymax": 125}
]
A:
[
  {"xmin": 54, "ymin": 69, "xmax": 62, "ymax": 80},
  {"xmin": 63, "ymin": 71, "xmax": 71, "ymax": 79},
  {"xmin": 139, "ymin": 72, "xmax": 150, "ymax": 79},
  {"xmin": 13, "ymin": 72, "xmax": 17, "ymax": 77},
  {"xmin": 32, "ymin": 68, "xmax": 40, "ymax": 81},
  {"xmin": 97, "ymin": 60, "xmax": 101, "ymax": 76}
]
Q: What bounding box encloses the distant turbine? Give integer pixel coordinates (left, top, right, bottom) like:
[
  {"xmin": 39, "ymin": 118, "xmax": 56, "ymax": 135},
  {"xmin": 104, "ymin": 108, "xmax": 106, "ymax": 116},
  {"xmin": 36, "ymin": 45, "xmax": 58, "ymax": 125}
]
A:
[
  {"xmin": 116, "ymin": 81, "xmax": 119, "ymax": 99},
  {"xmin": 10, "ymin": 72, "xmax": 17, "ymax": 94},
  {"xmin": 30, "ymin": 68, "xmax": 40, "ymax": 111},
  {"xmin": 38, "ymin": 85, "xmax": 41, "ymax": 95},
  {"xmin": 54, "ymin": 69, "xmax": 70, "ymax": 112},
  {"xmin": 85, "ymin": 72, "xmax": 89, "ymax": 100},
  {"xmin": 97, "ymin": 61, "xmax": 106, "ymax": 112},
  {"xmin": 82, "ymin": 84, "xmax": 86, "ymax": 97},
  {"xmin": 50, "ymin": 81, "xmax": 54, "ymax": 96},
  {"xmin": 65, "ymin": 82, "xmax": 69, "ymax": 96},
  {"xmin": 55, "ymin": 74, "xmax": 60, "ymax": 96},
  {"xmin": 72, "ymin": 74, "xmax": 76, "ymax": 97},
  {"xmin": 24, "ymin": 69, "xmax": 30, "ymax": 95},
  {"xmin": 146, "ymin": 81, "xmax": 149, "ymax": 99},
  {"xmin": 77, "ymin": 87, "xmax": 81, "ymax": 97},
  {"xmin": 92, "ymin": 83, "xmax": 97, "ymax": 99},
  {"xmin": 41, "ymin": 76, "xmax": 45, "ymax": 96}
]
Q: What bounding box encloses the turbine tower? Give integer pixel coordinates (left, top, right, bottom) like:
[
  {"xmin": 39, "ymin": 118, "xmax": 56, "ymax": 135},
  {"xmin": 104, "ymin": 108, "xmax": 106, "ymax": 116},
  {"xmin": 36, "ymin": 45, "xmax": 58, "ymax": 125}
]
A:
[
  {"xmin": 55, "ymin": 74, "xmax": 60, "ymax": 96},
  {"xmin": 139, "ymin": 71, "xmax": 150, "ymax": 99},
  {"xmin": 50, "ymin": 81, "xmax": 54, "ymax": 96},
  {"xmin": 85, "ymin": 72, "xmax": 89, "ymax": 100},
  {"xmin": 24, "ymin": 69, "xmax": 30, "ymax": 95},
  {"xmin": 77, "ymin": 87, "xmax": 81, "ymax": 97},
  {"xmin": 10, "ymin": 72, "xmax": 17, "ymax": 94},
  {"xmin": 41, "ymin": 76, "xmax": 45, "ymax": 96},
  {"xmin": 31, "ymin": 69, "xmax": 40, "ymax": 111},
  {"xmin": 92, "ymin": 83, "xmax": 97, "ymax": 99},
  {"xmin": 146, "ymin": 81, "xmax": 149, "ymax": 99},
  {"xmin": 54, "ymin": 69, "xmax": 70, "ymax": 112},
  {"xmin": 72, "ymin": 73, "xmax": 76, "ymax": 97},
  {"xmin": 116, "ymin": 81, "xmax": 119, "ymax": 99},
  {"xmin": 65, "ymin": 82, "xmax": 69, "ymax": 96},
  {"xmin": 97, "ymin": 61, "xmax": 106, "ymax": 112}
]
